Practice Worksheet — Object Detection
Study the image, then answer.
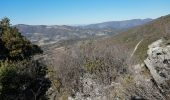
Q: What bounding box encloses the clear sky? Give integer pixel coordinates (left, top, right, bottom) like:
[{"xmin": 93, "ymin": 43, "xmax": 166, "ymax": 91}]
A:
[{"xmin": 0, "ymin": 0, "xmax": 170, "ymax": 25}]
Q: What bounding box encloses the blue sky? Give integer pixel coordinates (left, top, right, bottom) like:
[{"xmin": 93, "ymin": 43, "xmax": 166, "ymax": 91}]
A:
[{"xmin": 0, "ymin": 0, "xmax": 170, "ymax": 25}]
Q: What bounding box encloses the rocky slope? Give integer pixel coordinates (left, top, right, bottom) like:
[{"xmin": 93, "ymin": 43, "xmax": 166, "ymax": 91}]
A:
[{"xmin": 66, "ymin": 39, "xmax": 170, "ymax": 100}]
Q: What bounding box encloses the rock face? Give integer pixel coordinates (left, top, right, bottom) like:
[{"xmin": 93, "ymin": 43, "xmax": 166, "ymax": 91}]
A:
[{"xmin": 144, "ymin": 39, "xmax": 170, "ymax": 94}]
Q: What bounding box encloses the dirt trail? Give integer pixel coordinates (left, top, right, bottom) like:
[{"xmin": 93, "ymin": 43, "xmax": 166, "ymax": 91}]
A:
[{"xmin": 130, "ymin": 39, "xmax": 143, "ymax": 58}]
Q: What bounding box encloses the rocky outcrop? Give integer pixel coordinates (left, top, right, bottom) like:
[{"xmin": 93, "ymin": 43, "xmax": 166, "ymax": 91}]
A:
[{"xmin": 144, "ymin": 39, "xmax": 170, "ymax": 95}]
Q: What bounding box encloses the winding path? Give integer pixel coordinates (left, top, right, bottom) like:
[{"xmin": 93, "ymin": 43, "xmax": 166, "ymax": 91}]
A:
[{"xmin": 130, "ymin": 39, "xmax": 143, "ymax": 58}]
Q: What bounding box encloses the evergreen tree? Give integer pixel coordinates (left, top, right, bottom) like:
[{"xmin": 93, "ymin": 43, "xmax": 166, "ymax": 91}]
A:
[
  {"xmin": 0, "ymin": 18, "xmax": 50, "ymax": 100},
  {"xmin": 0, "ymin": 17, "xmax": 43, "ymax": 61}
]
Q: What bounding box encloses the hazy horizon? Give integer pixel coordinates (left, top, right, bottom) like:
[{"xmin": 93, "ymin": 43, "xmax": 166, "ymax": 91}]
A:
[
  {"xmin": 0, "ymin": 0, "xmax": 170, "ymax": 25},
  {"xmin": 13, "ymin": 18, "xmax": 154, "ymax": 26}
]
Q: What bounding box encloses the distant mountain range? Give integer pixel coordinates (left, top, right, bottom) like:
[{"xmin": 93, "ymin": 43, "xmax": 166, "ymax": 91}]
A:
[
  {"xmin": 79, "ymin": 18, "xmax": 153, "ymax": 29},
  {"xmin": 15, "ymin": 18, "xmax": 152, "ymax": 45}
]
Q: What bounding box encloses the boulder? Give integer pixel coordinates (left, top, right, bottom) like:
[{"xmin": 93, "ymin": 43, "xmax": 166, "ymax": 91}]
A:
[{"xmin": 144, "ymin": 39, "xmax": 170, "ymax": 93}]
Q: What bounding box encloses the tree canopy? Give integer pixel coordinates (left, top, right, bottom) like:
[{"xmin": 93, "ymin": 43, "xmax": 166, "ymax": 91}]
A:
[
  {"xmin": 0, "ymin": 17, "xmax": 42, "ymax": 61},
  {"xmin": 0, "ymin": 18, "xmax": 50, "ymax": 100}
]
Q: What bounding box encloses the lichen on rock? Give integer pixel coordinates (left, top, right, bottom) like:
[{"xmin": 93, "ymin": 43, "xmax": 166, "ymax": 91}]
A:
[{"xmin": 144, "ymin": 39, "xmax": 170, "ymax": 95}]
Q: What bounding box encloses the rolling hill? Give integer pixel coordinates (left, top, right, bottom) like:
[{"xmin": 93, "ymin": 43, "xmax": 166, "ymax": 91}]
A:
[
  {"xmin": 15, "ymin": 19, "xmax": 152, "ymax": 46},
  {"xmin": 106, "ymin": 14, "xmax": 170, "ymax": 62}
]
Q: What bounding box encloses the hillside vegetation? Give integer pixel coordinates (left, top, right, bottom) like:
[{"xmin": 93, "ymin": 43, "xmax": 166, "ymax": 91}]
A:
[
  {"xmin": 106, "ymin": 14, "xmax": 170, "ymax": 63},
  {"xmin": 46, "ymin": 15, "xmax": 170, "ymax": 100},
  {"xmin": 0, "ymin": 14, "xmax": 169, "ymax": 100}
]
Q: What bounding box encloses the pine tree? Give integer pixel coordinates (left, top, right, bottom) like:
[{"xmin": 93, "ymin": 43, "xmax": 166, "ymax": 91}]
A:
[
  {"xmin": 0, "ymin": 17, "xmax": 43, "ymax": 60},
  {"xmin": 0, "ymin": 18, "xmax": 50, "ymax": 100}
]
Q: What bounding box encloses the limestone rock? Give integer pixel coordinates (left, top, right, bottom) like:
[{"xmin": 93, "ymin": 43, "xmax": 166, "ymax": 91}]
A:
[{"xmin": 144, "ymin": 39, "xmax": 170, "ymax": 93}]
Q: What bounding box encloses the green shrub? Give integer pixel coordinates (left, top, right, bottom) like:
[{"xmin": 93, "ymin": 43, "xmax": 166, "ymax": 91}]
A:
[
  {"xmin": 0, "ymin": 18, "xmax": 50, "ymax": 100},
  {"xmin": 84, "ymin": 58, "xmax": 105, "ymax": 74},
  {"xmin": 0, "ymin": 18, "xmax": 42, "ymax": 61}
]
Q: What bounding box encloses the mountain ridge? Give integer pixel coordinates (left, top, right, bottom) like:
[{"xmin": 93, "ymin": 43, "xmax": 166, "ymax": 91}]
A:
[
  {"xmin": 106, "ymin": 14, "xmax": 170, "ymax": 62},
  {"xmin": 80, "ymin": 18, "xmax": 153, "ymax": 29},
  {"xmin": 14, "ymin": 18, "xmax": 152, "ymax": 46}
]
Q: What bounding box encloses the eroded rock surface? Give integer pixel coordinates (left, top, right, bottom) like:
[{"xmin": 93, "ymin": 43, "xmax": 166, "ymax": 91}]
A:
[{"xmin": 144, "ymin": 39, "xmax": 170, "ymax": 95}]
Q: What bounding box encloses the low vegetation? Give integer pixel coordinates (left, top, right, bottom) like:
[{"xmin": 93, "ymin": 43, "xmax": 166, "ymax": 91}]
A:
[{"xmin": 46, "ymin": 15, "xmax": 170, "ymax": 100}]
